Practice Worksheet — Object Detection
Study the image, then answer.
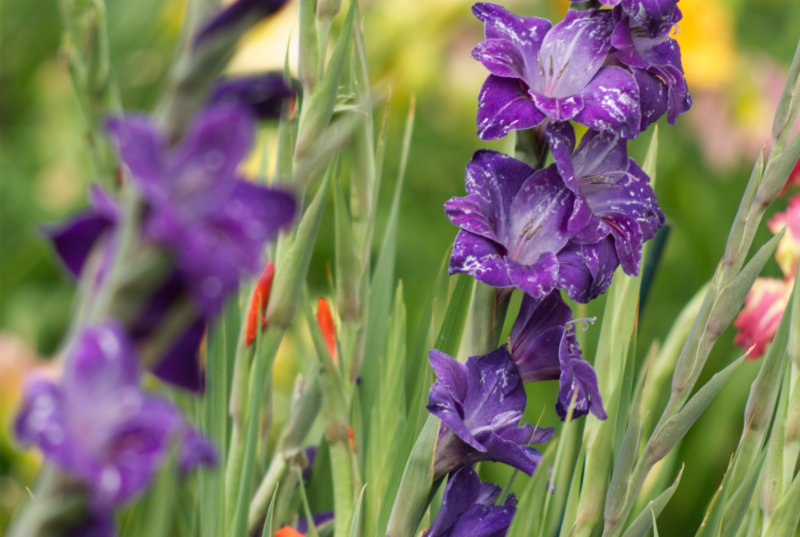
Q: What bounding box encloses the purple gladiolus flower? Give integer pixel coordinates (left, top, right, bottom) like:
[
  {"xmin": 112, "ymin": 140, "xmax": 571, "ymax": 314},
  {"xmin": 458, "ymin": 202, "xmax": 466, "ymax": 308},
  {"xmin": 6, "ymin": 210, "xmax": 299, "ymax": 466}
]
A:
[
  {"xmin": 427, "ymin": 347, "xmax": 554, "ymax": 478},
  {"xmin": 445, "ymin": 150, "xmax": 575, "ymax": 299},
  {"xmin": 209, "ymin": 73, "xmax": 294, "ymax": 119},
  {"xmin": 472, "ymin": 3, "xmax": 640, "ymax": 140},
  {"xmin": 546, "ymin": 122, "xmax": 664, "ymax": 288},
  {"xmin": 195, "ymin": 0, "xmax": 289, "ymax": 45},
  {"xmin": 425, "ymin": 466, "xmax": 516, "ymax": 537},
  {"xmin": 446, "ymin": 150, "xmax": 624, "ymax": 302},
  {"xmin": 106, "ymin": 104, "xmax": 296, "ymax": 316},
  {"xmin": 509, "ymin": 291, "xmax": 606, "ymax": 420},
  {"xmin": 609, "ymin": 7, "xmax": 691, "ymax": 128},
  {"xmin": 14, "ymin": 323, "xmax": 215, "ymax": 510}
]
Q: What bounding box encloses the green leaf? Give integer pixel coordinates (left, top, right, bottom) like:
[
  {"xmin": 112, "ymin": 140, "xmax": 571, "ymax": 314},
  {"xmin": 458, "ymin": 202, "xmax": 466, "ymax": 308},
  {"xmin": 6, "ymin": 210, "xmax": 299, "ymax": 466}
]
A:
[
  {"xmin": 261, "ymin": 492, "xmax": 278, "ymax": 537},
  {"xmin": 360, "ymin": 100, "xmax": 415, "ymax": 424},
  {"xmin": 620, "ymin": 466, "xmax": 683, "ymax": 537},
  {"xmin": 295, "ymin": 0, "xmax": 355, "ymax": 159}
]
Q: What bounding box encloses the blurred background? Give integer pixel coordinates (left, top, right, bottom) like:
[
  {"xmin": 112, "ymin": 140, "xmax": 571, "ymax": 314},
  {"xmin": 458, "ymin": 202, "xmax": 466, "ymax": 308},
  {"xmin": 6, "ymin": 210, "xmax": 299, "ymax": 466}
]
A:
[{"xmin": 2, "ymin": 0, "xmax": 800, "ymax": 533}]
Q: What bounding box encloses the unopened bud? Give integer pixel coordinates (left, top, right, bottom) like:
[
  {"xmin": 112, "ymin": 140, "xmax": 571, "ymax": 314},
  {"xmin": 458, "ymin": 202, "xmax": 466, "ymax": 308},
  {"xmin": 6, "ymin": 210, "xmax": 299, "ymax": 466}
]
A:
[{"xmin": 245, "ymin": 261, "xmax": 275, "ymax": 346}]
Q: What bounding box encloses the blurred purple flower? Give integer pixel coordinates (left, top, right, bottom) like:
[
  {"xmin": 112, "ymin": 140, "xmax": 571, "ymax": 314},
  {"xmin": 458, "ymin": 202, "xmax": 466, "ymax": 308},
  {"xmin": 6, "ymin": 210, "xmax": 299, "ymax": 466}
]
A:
[
  {"xmin": 46, "ymin": 186, "xmax": 119, "ymax": 278},
  {"xmin": 472, "ymin": 3, "xmax": 640, "ymax": 140},
  {"xmin": 106, "ymin": 104, "xmax": 296, "ymax": 316},
  {"xmin": 509, "ymin": 292, "xmax": 606, "ymax": 420},
  {"xmin": 427, "ymin": 347, "xmax": 553, "ymax": 478},
  {"xmin": 546, "ymin": 122, "xmax": 664, "ymax": 294},
  {"xmin": 209, "ymin": 73, "xmax": 294, "ymax": 120},
  {"xmin": 195, "ymin": 0, "xmax": 289, "ymax": 45},
  {"xmin": 14, "ymin": 323, "xmax": 215, "ymax": 510},
  {"xmin": 425, "ymin": 466, "xmax": 516, "ymax": 537}
]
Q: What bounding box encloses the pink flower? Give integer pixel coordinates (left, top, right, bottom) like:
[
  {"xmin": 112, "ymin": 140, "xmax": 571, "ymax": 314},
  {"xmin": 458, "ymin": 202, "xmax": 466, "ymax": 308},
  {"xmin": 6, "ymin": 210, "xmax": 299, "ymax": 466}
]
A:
[
  {"xmin": 734, "ymin": 278, "xmax": 791, "ymax": 359},
  {"xmin": 767, "ymin": 195, "xmax": 800, "ymax": 280}
]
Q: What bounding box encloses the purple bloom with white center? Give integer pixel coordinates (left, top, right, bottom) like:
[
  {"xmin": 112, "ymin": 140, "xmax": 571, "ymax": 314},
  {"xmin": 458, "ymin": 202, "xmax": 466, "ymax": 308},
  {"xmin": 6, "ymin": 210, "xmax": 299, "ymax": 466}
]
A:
[
  {"xmin": 209, "ymin": 73, "xmax": 294, "ymax": 120},
  {"xmin": 472, "ymin": 3, "xmax": 640, "ymax": 140},
  {"xmin": 195, "ymin": 0, "xmax": 289, "ymax": 45},
  {"xmin": 427, "ymin": 347, "xmax": 554, "ymax": 478},
  {"xmin": 14, "ymin": 323, "xmax": 215, "ymax": 510},
  {"xmin": 509, "ymin": 291, "xmax": 606, "ymax": 420},
  {"xmin": 106, "ymin": 104, "xmax": 296, "ymax": 316},
  {"xmin": 546, "ymin": 122, "xmax": 664, "ymax": 285},
  {"xmin": 445, "ymin": 150, "xmax": 575, "ymax": 299},
  {"xmin": 609, "ymin": 7, "xmax": 691, "ymax": 128},
  {"xmin": 425, "ymin": 466, "xmax": 516, "ymax": 537}
]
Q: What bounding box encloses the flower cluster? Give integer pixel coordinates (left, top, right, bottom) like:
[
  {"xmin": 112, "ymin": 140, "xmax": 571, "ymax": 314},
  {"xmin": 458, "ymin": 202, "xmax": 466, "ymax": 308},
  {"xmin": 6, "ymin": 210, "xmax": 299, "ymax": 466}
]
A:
[
  {"xmin": 16, "ymin": 1, "xmax": 296, "ymax": 532},
  {"xmin": 427, "ymin": 0, "xmax": 689, "ymax": 533}
]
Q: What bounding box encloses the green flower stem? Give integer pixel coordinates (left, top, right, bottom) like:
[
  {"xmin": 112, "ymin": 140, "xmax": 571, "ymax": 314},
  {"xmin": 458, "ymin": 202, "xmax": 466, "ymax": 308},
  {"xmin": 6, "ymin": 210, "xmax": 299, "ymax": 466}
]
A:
[
  {"xmin": 248, "ymin": 371, "xmax": 322, "ymax": 531},
  {"xmin": 228, "ymin": 327, "xmax": 283, "ymax": 537},
  {"xmin": 248, "ymin": 455, "xmax": 288, "ymax": 531},
  {"xmin": 57, "ymin": 0, "xmax": 122, "ymax": 184},
  {"xmin": 5, "ymin": 467, "xmax": 88, "ymax": 537},
  {"xmin": 303, "ymin": 292, "xmax": 360, "ymax": 537}
]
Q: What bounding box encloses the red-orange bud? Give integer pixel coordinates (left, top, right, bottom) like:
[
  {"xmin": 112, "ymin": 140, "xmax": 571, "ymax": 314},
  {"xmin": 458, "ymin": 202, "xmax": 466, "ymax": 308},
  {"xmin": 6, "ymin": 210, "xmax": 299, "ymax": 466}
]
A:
[
  {"xmin": 275, "ymin": 526, "xmax": 304, "ymax": 537},
  {"xmin": 245, "ymin": 261, "xmax": 275, "ymax": 346},
  {"xmin": 316, "ymin": 298, "xmax": 337, "ymax": 364}
]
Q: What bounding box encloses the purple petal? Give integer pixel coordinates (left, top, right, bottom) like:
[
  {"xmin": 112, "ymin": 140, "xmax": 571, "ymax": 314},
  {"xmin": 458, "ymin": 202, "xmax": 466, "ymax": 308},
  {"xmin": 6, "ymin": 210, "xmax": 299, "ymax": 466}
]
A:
[
  {"xmin": 195, "ymin": 0, "xmax": 289, "ymax": 45},
  {"xmin": 106, "ymin": 116, "xmax": 166, "ymax": 201},
  {"xmin": 179, "ymin": 427, "xmax": 217, "ymax": 474},
  {"xmin": 505, "ymin": 166, "xmax": 573, "ymax": 267},
  {"xmin": 559, "ymin": 359, "xmax": 607, "ymax": 420},
  {"xmin": 46, "ymin": 211, "xmax": 116, "ymax": 278},
  {"xmin": 574, "ymin": 66, "xmax": 640, "ymax": 139},
  {"xmin": 506, "ymin": 255, "xmax": 560, "ymax": 299},
  {"xmin": 169, "ymin": 105, "xmax": 255, "ymax": 194},
  {"xmin": 557, "ymin": 239, "xmax": 619, "ymax": 303},
  {"xmin": 14, "ymin": 380, "xmax": 72, "ymax": 464},
  {"xmin": 426, "ymin": 467, "xmax": 486, "ymax": 537},
  {"xmin": 95, "ymin": 398, "xmax": 182, "ymax": 507},
  {"xmin": 477, "ymin": 434, "xmax": 543, "ymax": 476},
  {"xmin": 620, "ymin": 0, "xmax": 681, "ymax": 37},
  {"xmin": 477, "ymin": 75, "xmax": 544, "ymax": 140},
  {"xmin": 229, "ymin": 181, "xmax": 297, "ymax": 243},
  {"xmin": 449, "ymin": 499, "xmax": 516, "ymax": 537},
  {"xmin": 536, "ymin": 9, "xmax": 614, "ymax": 98},
  {"xmin": 471, "ymin": 3, "xmax": 551, "ymax": 58},
  {"xmin": 209, "ymin": 73, "xmax": 293, "ymax": 119},
  {"xmin": 151, "ymin": 319, "xmax": 206, "ymax": 392},
  {"xmin": 472, "ymin": 39, "xmax": 527, "ymax": 79},
  {"xmin": 446, "ymin": 150, "xmax": 532, "ymax": 243},
  {"xmin": 634, "ymin": 69, "xmax": 669, "ymax": 130},
  {"xmin": 449, "ymin": 230, "xmax": 513, "ymax": 289},
  {"xmin": 508, "ymin": 292, "xmax": 573, "ymax": 383},
  {"xmin": 430, "ymin": 347, "xmax": 547, "ymax": 476},
  {"xmin": 529, "ymin": 92, "xmax": 584, "ymax": 122}
]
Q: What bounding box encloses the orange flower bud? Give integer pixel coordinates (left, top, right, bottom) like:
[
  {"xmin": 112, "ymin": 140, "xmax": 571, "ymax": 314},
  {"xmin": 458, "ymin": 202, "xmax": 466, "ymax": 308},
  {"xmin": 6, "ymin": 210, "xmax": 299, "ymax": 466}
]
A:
[
  {"xmin": 245, "ymin": 261, "xmax": 275, "ymax": 346},
  {"xmin": 275, "ymin": 526, "xmax": 304, "ymax": 537},
  {"xmin": 316, "ymin": 298, "xmax": 337, "ymax": 364}
]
